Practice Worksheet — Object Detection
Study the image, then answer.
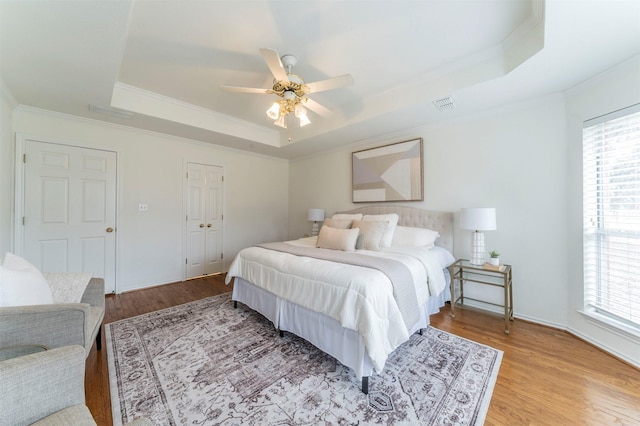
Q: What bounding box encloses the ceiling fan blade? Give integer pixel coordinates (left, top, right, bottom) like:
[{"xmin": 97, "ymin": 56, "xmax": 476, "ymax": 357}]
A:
[
  {"xmin": 220, "ymin": 86, "xmax": 269, "ymax": 94},
  {"xmin": 259, "ymin": 48, "xmax": 289, "ymax": 83},
  {"xmin": 306, "ymin": 74, "xmax": 354, "ymax": 94},
  {"xmin": 303, "ymin": 97, "xmax": 332, "ymax": 117}
]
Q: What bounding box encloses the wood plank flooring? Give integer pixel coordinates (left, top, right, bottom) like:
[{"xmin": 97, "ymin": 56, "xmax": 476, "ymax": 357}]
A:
[{"xmin": 86, "ymin": 275, "xmax": 640, "ymax": 425}]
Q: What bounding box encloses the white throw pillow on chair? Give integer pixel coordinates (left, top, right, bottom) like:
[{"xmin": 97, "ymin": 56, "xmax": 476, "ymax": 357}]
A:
[{"xmin": 0, "ymin": 252, "xmax": 53, "ymax": 307}]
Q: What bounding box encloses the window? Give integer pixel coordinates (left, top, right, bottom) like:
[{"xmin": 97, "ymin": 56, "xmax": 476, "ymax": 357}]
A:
[{"xmin": 583, "ymin": 104, "xmax": 640, "ymax": 332}]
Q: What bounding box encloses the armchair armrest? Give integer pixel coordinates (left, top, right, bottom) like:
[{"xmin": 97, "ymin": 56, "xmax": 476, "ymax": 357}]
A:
[
  {"xmin": 0, "ymin": 278, "xmax": 105, "ymax": 355},
  {"xmin": 0, "ymin": 345, "xmax": 86, "ymax": 425},
  {"xmin": 80, "ymin": 278, "xmax": 105, "ymax": 309},
  {"xmin": 0, "ymin": 303, "xmax": 93, "ymax": 350}
]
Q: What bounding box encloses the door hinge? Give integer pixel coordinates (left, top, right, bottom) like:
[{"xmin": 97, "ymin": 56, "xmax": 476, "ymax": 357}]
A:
[
  {"xmin": 221, "ymin": 214, "xmax": 223, "ymax": 220},
  {"xmin": 186, "ymin": 214, "xmax": 188, "ymax": 221},
  {"xmin": 185, "ymin": 258, "xmax": 188, "ymax": 265},
  {"xmin": 23, "ymin": 153, "xmax": 26, "ymax": 163},
  {"xmin": 186, "ymin": 172, "xmax": 188, "ymax": 179},
  {"xmin": 22, "ymin": 216, "xmax": 25, "ymax": 225},
  {"xmin": 222, "ymin": 176, "xmax": 224, "ymax": 182},
  {"xmin": 221, "ymin": 253, "xmax": 223, "ymax": 259}
]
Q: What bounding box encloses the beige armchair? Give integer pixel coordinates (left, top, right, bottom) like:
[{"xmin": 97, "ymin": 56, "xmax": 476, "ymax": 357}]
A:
[
  {"xmin": 0, "ymin": 345, "xmax": 151, "ymax": 426},
  {"xmin": 0, "ymin": 278, "xmax": 105, "ymax": 357}
]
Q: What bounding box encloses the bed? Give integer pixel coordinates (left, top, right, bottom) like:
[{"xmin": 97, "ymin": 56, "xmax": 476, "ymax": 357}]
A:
[{"xmin": 225, "ymin": 205, "xmax": 454, "ymax": 393}]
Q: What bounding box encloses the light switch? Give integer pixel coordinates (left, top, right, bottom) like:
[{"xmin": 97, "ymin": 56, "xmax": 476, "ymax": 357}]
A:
[{"xmin": 138, "ymin": 203, "xmax": 148, "ymax": 212}]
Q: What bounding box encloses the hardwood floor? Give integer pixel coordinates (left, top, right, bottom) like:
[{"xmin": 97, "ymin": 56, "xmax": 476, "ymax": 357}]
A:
[{"xmin": 86, "ymin": 275, "xmax": 640, "ymax": 425}]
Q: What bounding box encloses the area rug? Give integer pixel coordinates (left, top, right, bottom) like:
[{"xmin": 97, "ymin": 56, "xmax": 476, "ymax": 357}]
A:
[{"xmin": 106, "ymin": 293, "xmax": 502, "ymax": 425}]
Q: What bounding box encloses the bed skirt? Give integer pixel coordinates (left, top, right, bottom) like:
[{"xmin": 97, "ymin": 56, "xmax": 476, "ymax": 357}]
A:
[{"xmin": 232, "ymin": 277, "xmax": 447, "ymax": 385}]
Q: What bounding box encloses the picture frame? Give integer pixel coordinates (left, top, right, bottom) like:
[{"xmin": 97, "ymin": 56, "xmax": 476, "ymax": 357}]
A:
[{"xmin": 352, "ymin": 138, "xmax": 424, "ymax": 203}]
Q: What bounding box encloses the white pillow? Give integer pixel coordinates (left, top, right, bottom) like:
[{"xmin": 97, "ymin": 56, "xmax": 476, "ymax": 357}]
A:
[
  {"xmin": 0, "ymin": 252, "xmax": 53, "ymax": 307},
  {"xmin": 362, "ymin": 214, "xmax": 399, "ymax": 247},
  {"xmin": 316, "ymin": 226, "xmax": 359, "ymax": 252},
  {"xmin": 430, "ymin": 246, "xmax": 456, "ymax": 269},
  {"xmin": 391, "ymin": 226, "xmax": 440, "ymax": 248},
  {"xmin": 352, "ymin": 220, "xmax": 387, "ymax": 251},
  {"xmin": 331, "ymin": 213, "xmax": 363, "ymax": 221},
  {"xmin": 323, "ymin": 218, "xmax": 353, "ymax": 229}
]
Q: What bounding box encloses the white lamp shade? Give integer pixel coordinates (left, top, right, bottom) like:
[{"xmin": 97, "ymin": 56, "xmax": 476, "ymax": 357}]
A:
[
  {"xmin": 459, "ymin": 208, "xmax": 497, "ymax": 231},
  {"xmin": 266, "ymin": 102, "xmax": 280, "ymax": 119},
  {"xmin": 299, "ymin": 113, "xmax": 311, "ymax": 127},
  {"xmin": 307, "ymin": 208, "xmax": 325, "ymax": 222}
]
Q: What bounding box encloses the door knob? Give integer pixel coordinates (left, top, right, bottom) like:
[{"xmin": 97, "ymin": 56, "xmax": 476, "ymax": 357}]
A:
[
  {"xmin": 199, "ymin": 224, "xmax": 205, "ymax": 228},
  {"xmin": 207, "ymin": 224, "xmax": 212, "ymax": 228},
  {"xmin": 106, "ymin": 227, "xmax": 114, "ymax": 233}
]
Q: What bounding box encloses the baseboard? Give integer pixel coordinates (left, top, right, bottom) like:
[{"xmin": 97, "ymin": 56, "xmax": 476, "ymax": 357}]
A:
[
  {"xmin": 566, "ymin": 326, "xmax": 640, "ymax": 370},
  {"xmin": 513, "ymin": 312, "xmax": 566, "ymax": 331},
  {"xmin": 458, "ymin": 302, "xmax": 638, "ymax": 369}
]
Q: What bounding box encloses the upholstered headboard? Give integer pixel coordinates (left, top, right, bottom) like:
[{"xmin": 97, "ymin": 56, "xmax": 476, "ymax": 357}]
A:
[{"xmin": 336, "ymin": 205, "xmax": 453, "ymax": 253}]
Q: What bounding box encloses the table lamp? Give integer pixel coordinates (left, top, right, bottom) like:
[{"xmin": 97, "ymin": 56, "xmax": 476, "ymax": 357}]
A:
[
  {"xmin": 307, "ymin": 208, "xmax": 325, "ymax": 236},
  {"xmin": 460, "ymin": 207, "xmax": 496, "ymax": 265}
]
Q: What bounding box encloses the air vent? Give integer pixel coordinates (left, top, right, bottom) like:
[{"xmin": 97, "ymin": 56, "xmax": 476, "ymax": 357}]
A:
[{"xmin": 433, "ymin": 96, "xmax": 456, "ymax": 111}]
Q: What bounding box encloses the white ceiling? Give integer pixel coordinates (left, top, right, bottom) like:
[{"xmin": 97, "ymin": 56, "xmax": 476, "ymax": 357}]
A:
[{"xmin": 1, "ymin": 0, "xmax": 639, "ymax": 159}]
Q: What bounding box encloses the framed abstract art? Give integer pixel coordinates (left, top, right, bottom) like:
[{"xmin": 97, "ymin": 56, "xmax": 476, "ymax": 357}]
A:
[{"xmin": 352, "ymin": 138, "xmax": 423, "ymax": 203}]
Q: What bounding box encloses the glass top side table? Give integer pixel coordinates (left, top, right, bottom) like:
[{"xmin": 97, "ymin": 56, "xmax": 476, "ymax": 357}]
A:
[{"xmin": 449, "ymin": 259, "xmax": 514, "ymax": 334}]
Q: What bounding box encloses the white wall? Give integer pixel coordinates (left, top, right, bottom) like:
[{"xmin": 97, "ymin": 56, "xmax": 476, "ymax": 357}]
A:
[
  {"xmin": 0, "ymin": 81, "xmax": 17, "ymax": 256},
  {"xmin": 11, "ymin": 108, "xmax": 289, "ymax": 292},
  {"xmin": 565, "ymin": 55, "xmax": 640, "ymax": 366},
  {"xmin": 290, "ymin": 94, "xmax": 570, "ymax": 328}
]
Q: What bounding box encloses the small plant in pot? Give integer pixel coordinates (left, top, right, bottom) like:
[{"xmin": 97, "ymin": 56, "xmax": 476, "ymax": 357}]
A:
[{"xmin": 489, "ymin": 250, "xmax": 500, "ymax": 266}]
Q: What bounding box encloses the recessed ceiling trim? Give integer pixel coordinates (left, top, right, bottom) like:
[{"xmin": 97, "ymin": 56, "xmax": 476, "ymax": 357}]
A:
[
  {"xmin": 89, "ymin": 104, "xmax": 134, "ymax": 119},
  {"xmin": 111, "ymin": 82, "xmax": 282, "ymax": 148}
]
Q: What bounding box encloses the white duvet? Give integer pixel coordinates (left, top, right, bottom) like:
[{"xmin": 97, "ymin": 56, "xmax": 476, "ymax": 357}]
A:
[{"xmin": 225, "ymin": 237, "xmax": 450, "ymax": 372}]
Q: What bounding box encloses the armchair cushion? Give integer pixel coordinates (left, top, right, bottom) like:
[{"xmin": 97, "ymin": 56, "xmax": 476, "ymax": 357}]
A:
[{"xmin": 31, "ymin": 405, "xmax": 96, "ymax": 426}]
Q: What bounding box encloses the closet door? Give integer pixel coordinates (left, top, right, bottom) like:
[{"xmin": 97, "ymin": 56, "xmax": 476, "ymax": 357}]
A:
[{"xmin": 185, "ymin": 163, "xmax": 223, "ymax": 278}]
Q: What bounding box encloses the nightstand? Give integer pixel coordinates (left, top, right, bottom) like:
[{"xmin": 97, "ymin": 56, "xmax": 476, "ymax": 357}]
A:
[{"xmin": 449, "ymin": 259, "xmax": 514, "ymax": 334}]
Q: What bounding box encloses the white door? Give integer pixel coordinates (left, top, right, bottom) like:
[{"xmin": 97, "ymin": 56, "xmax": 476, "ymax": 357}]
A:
[
  {"xmin": 186, "ymin": 163, "xmax": 223, "ymax": 278},
  {"xmin": 22, "ymin": 140, "xmax": 117, "ymax": 293}
]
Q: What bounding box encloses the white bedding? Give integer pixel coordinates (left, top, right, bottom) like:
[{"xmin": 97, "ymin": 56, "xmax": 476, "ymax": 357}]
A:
[{"xmin": 225, "ymin": 236, "xmax": 451, "ymax": 373}]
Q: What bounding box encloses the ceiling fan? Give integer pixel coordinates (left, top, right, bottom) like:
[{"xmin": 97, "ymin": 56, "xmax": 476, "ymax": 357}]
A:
[{"xmin": 220, "ymin": 48, "xmax": 354, "ymax": 128}]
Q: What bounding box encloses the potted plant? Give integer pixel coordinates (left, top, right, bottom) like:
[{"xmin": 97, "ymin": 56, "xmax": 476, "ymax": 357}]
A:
[{"xmin": 489, "ymin": 250, "xmax": 500, "ymax": 266}]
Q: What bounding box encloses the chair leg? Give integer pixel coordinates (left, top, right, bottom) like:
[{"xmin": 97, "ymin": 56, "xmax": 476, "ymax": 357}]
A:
[
  {"xmin": 96, "ymin": 325, "xmax": 102, "ymax": 351},
  {"xmin": 362, "ymin": 376, "xmax": 369, "ymax": 394}
]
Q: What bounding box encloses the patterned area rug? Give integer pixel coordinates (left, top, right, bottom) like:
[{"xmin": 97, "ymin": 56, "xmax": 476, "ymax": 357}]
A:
[{"xmin": 106, "ymin": 293, "xmax": 502, "ymax": 425}]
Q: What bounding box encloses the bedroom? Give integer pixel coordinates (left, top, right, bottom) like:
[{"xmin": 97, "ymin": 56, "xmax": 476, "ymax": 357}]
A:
[{"xmin": 1, "ymin": 0, "xmax": 639, "ymax": 424}]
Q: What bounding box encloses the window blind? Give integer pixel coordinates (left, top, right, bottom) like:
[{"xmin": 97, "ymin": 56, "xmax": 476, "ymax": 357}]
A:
[{"xmin": 583, "ymin": 104, "xmax": 640, "ymax": 330}]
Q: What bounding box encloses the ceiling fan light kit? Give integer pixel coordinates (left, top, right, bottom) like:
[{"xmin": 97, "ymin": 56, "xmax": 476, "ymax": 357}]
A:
[{"xmin": 221, "ymin": 48, "xmax": 354, "ymax": 129}]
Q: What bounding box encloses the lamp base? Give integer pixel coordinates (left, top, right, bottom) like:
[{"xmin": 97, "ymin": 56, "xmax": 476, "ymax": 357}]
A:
[
  {"xmin": 469, "ymin": 231, "xmax": 485, "ymax": 265},
  {"xmin": 311, "ymin": 222, "xmax": 320, "ymax": 236}
]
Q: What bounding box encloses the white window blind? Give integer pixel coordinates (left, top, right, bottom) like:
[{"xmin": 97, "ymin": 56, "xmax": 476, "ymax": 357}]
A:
[{"xmin": 583, "ymin": 104, "xmax": 640, "ymax": 331}]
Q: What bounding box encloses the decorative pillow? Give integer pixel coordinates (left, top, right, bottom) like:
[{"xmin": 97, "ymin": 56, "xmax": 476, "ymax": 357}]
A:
[
  {"xmin": 323, "ymin": 218, "xmax": 353, "ymax": 229},
  {"xmin": 391, "ymin": 226, "xmax": 440, "ymax": 247},
  {"xmin": 352, "ymin": 220, "xmax": 388, "ymax": 251},
  {"xmin": 0, "ymin": 252, "xmax": 53, "ymax": 307},
  {"xmin": 362, "ymin": 214, "xmax": 399, "ymax": 247},
  {"xmin": 331, "ymin": 213, "xmax": 363, "ymax": 221},
  {"xmin": 316, "ymin": 226, "xmax": 359, "ymax": 252}
]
